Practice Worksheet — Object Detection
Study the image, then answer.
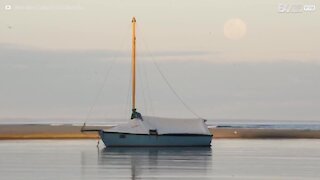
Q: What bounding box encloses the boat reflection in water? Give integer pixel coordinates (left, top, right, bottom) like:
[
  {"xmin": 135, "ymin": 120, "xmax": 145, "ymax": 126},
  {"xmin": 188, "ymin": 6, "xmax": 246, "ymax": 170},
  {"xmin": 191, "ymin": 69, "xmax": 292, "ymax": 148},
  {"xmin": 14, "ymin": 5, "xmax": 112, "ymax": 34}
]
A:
[{"xmin": 98, "ymin": 147, "xmax": 213, "ymax": 179}]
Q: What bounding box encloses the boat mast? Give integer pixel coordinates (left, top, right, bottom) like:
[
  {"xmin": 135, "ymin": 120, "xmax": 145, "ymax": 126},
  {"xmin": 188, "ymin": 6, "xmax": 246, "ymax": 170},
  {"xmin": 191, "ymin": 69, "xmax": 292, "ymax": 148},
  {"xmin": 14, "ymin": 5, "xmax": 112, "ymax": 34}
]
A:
[
  {"xmin": 131, "ymin": 17, "xmax": 142, "ymax": 119},
  {"xmin": 132, "ymin": 17, "xmax": 136, "ymax": 111}
]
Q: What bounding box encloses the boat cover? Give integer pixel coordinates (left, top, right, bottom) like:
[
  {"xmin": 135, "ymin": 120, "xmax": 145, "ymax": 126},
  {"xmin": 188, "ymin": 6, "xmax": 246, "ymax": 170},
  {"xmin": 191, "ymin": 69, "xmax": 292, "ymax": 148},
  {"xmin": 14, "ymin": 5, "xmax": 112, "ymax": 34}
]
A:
[{"xmin": 105, "ymin": 116, "xmax": 211, "ymax": 135}]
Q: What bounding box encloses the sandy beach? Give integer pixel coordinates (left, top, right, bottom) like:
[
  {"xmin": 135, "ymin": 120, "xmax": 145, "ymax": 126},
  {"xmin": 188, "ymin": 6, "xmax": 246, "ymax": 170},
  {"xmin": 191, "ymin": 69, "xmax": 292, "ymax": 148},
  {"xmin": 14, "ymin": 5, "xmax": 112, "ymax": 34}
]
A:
[
  {"xmin": 1, "ymin": 124, "xmax": 320, "ymax": 139},
  {"xmin": 0, "ymin": 125, "xmax": 100, "ymax": 139}
]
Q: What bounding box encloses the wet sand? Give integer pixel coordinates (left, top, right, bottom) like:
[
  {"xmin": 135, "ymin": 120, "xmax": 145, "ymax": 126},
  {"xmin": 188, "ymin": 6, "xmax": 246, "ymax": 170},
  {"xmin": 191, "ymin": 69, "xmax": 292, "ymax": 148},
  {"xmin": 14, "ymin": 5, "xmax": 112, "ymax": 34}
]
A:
[{"xmin": 1, "ymin": 124, "xmax": 320, "ymax": 139}]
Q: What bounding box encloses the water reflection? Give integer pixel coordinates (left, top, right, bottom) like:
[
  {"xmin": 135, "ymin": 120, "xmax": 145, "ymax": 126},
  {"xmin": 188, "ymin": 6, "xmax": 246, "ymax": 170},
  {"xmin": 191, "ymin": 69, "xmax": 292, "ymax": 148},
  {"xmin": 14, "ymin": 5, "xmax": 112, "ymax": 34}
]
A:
[{"xmin": 98, "ymin": 147, "xmax": 213, "ymax": 180}]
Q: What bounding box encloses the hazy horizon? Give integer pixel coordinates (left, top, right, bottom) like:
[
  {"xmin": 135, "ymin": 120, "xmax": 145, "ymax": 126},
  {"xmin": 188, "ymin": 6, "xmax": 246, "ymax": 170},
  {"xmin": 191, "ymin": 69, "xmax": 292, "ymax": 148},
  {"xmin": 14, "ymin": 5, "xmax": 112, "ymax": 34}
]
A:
[{"xmin": 0, "ymin": 0, "xmax": 319, "ymax": 121}]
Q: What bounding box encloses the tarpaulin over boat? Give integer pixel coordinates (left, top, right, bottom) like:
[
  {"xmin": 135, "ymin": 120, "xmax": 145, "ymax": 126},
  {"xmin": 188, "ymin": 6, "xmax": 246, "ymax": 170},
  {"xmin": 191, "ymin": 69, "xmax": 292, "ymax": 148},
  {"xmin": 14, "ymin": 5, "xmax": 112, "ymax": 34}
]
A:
[{"xmin": 106, "ymin": 116, "xmax": 211, "ymax": 135}]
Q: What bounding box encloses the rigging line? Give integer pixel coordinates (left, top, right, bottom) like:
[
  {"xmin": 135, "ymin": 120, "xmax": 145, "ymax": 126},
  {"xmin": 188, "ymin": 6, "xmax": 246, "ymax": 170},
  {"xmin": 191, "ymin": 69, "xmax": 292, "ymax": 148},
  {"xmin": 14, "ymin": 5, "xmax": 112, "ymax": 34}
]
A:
[
  {"xmin": 137, "ymin": 26, "xmax": 204, "ymax": 120},
  {"xmin": 153, "ymin": 60, "xmax": 203, "ymax": 119},
  {"xmin": 141, "ymin": 56, "xmax": 155, "ymax": 116},
  {"xmin": 136, "ymin": 25, "xmax": 155, "ymax": 116},
  {"xmin": 85, "ymin": 23, "xmax": 131, "ymax": 124},
  {"xmin": 123, "ymin": 58, "xmax": 132, "ymax": 118},
  {"xmin": 85, "ymin": 56, "xmax": 117, "ymax": 123},
  {"xmin": 137, "ymin": 58, "xmax": 148, "ymax": 114}
]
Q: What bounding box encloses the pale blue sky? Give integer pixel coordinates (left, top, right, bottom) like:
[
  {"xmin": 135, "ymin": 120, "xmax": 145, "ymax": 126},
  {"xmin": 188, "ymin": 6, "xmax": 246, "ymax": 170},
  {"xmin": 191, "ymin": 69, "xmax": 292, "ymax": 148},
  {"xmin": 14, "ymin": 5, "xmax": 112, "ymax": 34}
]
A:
[{"xmin": 0, "ymin": 0, "xmax": 319, "ymax": 120}]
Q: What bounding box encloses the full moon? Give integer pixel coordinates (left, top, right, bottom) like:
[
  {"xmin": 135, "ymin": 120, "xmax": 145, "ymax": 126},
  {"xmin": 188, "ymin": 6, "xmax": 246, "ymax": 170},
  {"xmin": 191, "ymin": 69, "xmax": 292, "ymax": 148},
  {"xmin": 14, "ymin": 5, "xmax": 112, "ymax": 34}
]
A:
[{"xmin": 223, "ymin": 18, "xmax": 247, "ymax": 40}]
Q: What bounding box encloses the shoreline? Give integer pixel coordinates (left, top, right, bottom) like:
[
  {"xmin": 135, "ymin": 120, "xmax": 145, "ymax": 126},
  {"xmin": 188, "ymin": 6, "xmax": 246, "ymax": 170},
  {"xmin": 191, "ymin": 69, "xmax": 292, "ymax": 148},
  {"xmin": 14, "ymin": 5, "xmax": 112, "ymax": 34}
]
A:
[{"xmin": 1, "ymin": 124, "xmax": 320, "ymax": 140}]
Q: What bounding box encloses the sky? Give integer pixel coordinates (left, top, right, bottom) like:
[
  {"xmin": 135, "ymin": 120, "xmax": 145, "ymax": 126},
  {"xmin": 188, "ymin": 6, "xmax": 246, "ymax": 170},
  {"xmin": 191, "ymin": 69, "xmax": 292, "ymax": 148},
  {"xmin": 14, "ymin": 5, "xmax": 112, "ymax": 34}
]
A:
[{"xmin": 0, "ymin": 0, "xmax": 319, "ymax": 121}]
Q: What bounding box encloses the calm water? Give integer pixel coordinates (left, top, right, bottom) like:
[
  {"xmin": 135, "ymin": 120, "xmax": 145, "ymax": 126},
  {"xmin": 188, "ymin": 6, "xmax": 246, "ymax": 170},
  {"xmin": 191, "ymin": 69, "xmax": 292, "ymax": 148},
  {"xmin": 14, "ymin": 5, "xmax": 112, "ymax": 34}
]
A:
[{"xmin": 1, "ymin": 139, "xmax": 320, "ymax": 180}]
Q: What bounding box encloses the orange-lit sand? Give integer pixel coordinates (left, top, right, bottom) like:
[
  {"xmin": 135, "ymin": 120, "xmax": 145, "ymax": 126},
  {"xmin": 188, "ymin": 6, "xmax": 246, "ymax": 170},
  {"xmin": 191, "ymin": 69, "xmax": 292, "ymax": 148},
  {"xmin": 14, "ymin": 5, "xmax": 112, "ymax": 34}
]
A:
[
  {"xmin": 0, "ymin": 125, "xmax": 101, "ymax": 140},
  {"xmin": 1, "ymin": 125, "xmax": 320, "ymax": 139}
]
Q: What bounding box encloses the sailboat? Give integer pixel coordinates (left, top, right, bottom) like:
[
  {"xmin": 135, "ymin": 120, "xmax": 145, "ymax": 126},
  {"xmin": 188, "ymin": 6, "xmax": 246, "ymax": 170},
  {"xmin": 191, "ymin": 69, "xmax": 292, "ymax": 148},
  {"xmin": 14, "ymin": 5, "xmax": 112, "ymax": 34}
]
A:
[{"xmin": 93, "ymin": 17, "xmax": 212, "ymax": 146}]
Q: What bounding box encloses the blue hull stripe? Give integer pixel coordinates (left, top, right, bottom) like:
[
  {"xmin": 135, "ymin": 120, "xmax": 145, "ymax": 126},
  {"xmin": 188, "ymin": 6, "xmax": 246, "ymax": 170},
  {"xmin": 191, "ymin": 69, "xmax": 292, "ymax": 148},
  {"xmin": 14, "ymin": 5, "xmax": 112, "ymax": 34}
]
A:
[{"xmin": 99, "ymin": 131, "xmax": 212, "ymax": 147}]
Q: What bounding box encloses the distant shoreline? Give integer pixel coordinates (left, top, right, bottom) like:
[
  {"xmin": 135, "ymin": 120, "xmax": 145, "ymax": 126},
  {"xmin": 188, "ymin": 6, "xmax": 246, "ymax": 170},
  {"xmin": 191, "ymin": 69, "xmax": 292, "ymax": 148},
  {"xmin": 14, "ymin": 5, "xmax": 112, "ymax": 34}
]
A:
[{"xmin": 1, "ymin": 124, "xmax": 320, "ymax": 140}]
